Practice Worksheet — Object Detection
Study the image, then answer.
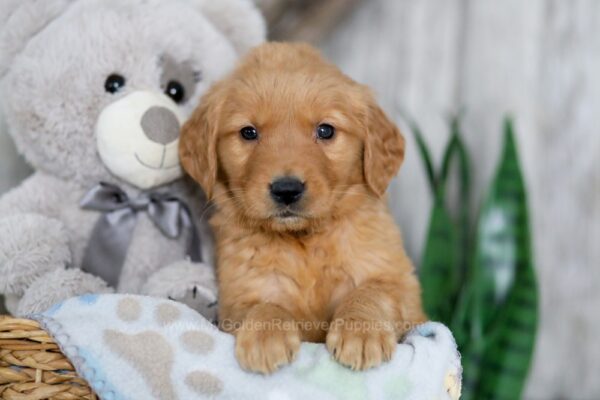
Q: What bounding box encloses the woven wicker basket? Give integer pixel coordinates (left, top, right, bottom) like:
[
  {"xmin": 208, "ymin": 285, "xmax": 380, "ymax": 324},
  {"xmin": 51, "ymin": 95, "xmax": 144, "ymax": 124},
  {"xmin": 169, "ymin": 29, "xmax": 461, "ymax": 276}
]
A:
[{"xmin": 0, "ymin": 316, "xmax": 95, "ymax": 400}]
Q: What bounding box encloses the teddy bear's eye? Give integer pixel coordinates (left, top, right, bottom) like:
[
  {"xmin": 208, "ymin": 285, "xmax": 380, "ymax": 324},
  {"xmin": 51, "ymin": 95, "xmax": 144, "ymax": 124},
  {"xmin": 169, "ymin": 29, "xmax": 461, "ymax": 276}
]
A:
[
  {"xmin": 165, "ymin": 80, "xmax": 185, "ymax": 104},
  {"xmin": 104, "ymin": 74, "xmax": 126, "ymax": 94}
]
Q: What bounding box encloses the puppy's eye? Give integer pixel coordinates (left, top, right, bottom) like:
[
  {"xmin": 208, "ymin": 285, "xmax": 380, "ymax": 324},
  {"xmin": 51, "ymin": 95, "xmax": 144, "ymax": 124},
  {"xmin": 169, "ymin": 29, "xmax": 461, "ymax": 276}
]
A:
[
  {"xmin": 105, "ymin": 74, "xmax": 126, "ymax": 94},
  {"xmin": 165, "ymin": 80, "xmax": 186, "ymax": 104},
  {"xmin": 316, "ymin": 124, "xmax": 335, "ymax": 140},
  {"xmin": 240, "ymin": 126, "xmax": 259, "ymax": 141}
]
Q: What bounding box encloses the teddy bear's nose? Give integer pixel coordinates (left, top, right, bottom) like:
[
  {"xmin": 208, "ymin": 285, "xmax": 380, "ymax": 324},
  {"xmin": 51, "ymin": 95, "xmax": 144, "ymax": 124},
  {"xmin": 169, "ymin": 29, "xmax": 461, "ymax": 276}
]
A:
[{"xmin": 140, "ymin": 106, "xmax": 181, "ymax": 145}]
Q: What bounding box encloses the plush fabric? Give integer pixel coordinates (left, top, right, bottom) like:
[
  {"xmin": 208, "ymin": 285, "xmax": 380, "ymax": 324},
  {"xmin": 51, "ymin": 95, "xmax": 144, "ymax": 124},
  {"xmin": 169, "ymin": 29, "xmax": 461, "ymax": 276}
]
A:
[
  {"xmin": 95, "ymin": 91, "xmax": 187, "ymax": 189},
  {"xmin": 0, "ymin": 0, "xmax": 266, "ymax": 316},
  {"xmin": 18, "ymin": 268, "xmax": 113, "ymax": 315},
  {"xmin": 0, "ymin": 213, "xmax": 71, "ymax": 296},
  {"xmin": 33, "ymin": 294, "xmax": 462, "ymax": 400}
]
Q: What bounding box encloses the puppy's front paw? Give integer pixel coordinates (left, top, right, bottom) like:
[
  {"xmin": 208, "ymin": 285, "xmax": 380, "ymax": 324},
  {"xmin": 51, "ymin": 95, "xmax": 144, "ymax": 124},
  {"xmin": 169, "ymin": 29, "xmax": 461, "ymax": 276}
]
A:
[
  {"xmin": 235, "ymin": 318, "xmax": 301, "ymax": 374},
  {"xmin": 326, "ymin": 318, "xmax": 397, "ymax": 370}
]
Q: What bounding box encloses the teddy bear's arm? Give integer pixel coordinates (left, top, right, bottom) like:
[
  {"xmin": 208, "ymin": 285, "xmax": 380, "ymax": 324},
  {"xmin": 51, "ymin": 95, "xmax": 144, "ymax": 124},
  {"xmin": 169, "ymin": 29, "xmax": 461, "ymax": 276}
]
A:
[
  {"xmin": 142, "ymin": 260, "xmax": 218, "ymax": 323},
  {"xmin": 0, "ymin": 173, "xmax": 111, "ymax": 315},
  {"xmin": 0, "ymin": 172, "xmax": 64, "ymax": 218},
  {"xmin": 16, "ymin": 268, "xmax": 113, "ymax": 316},
  {"xmin": 0, "ymin": 172, "xmax": 73, "ymax": 299}
]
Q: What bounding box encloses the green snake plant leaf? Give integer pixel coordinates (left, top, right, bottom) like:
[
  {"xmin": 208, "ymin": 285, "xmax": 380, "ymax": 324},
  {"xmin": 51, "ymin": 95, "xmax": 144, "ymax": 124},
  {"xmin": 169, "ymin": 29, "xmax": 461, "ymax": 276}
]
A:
[
  {"xmin": 419, "ymin": 190, "xmax": 460, "ymax": 323},
  {"xmin": 441, "ymin": 118, "xmax": 472, "ymax": 281},
  {"xmin": 464, "ymin": 118, "xmax": 538, "ymax": 399},
  {"xmin": 410, "ymin": 120, "xmax": 438, "ymax": 195},
  {"xmin": 418, "ymin": 117, "xmax": 471, "ymax": 325}
]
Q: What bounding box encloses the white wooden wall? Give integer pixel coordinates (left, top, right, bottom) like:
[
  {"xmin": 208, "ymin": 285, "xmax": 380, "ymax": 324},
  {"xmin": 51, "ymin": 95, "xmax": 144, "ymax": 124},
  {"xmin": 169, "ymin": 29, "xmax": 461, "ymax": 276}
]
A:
[
  {"xmin": 321, "ymin": 1, "xmax": 600, "ymax": 398},
  {"xmin": 0, "ymin": 1, "xmax": 599, "ymax": 398}
]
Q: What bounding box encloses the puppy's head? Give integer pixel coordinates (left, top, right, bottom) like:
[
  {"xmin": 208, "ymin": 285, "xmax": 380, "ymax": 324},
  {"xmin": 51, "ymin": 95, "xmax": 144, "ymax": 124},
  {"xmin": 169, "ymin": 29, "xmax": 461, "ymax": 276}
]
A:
[{"xmin": 181, "ymin": 43, "xmax": 404, "ymax": 232}]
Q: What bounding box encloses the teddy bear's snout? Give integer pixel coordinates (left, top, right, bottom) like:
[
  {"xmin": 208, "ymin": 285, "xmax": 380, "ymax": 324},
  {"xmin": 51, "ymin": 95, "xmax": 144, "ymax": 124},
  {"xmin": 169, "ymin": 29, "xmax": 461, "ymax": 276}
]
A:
[
  {"xmin": 141, "ymin": 106, "xmax": 181, "ymax": 145},
  {"xmin": 95, "ymin": 90, "xmax": 187, "ymax": 189}
]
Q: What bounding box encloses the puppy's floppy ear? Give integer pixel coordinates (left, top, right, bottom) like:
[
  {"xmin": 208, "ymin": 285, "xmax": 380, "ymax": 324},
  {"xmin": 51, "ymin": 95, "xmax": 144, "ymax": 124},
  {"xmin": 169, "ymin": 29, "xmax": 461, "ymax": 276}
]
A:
[
  {"xmin": 363, "ymin": 99, "xmax": 405, "ymax": 197},
  {"xmin": 180, "ymin": 91, "xmax": 222, "ymax": 200}
]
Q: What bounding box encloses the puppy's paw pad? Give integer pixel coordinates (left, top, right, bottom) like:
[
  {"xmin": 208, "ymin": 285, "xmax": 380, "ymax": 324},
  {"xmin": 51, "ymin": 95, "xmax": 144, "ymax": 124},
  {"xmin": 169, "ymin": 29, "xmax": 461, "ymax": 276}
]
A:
[
  {"xmin": 104, "ymin": 330, "xmax": 176, "ymax": 399},
  {"xmin": 155, "ymin": 302, "xmax": 181, "ymax": 326},
  {"xmin": 185, "ymin": 370, "xmax": 224, "ymax": 396},
  {"xmin": 180, "ymin": 330, "xmax": 215, "ymax": 355},
  {"xmin": 116, "ymin": 297, "xmax": 141, "ymax": 322}
]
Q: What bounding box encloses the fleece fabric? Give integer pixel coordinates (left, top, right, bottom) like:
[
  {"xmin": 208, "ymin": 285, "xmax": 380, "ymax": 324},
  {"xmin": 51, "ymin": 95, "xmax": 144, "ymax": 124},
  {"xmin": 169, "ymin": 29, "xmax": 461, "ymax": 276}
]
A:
[{"xmin": 33, "ymin": 294, "xmax": 462, "ymax": 400}]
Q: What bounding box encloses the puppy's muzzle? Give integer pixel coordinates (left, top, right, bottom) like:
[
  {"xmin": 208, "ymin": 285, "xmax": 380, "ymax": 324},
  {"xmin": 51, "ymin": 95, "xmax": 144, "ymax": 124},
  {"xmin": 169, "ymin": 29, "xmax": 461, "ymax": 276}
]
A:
[{"xmin": 270, "ymin": 177, "xmax": 305, "ymax": 206}]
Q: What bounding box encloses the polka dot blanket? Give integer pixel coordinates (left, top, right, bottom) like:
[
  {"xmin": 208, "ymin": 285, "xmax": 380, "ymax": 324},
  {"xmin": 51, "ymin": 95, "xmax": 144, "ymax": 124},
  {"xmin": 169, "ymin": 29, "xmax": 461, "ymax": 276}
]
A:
[{"xmin": 31, "ymin": 294, "xmax": 462, "ymax": 400}]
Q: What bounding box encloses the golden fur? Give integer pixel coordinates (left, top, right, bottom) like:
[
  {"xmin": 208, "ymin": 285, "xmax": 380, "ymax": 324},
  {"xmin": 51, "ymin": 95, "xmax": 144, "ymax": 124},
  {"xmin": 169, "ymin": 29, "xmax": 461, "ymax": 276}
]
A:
[{"xmin": 180, "ymin": 42, "xmax": 426, "ymax": 374}]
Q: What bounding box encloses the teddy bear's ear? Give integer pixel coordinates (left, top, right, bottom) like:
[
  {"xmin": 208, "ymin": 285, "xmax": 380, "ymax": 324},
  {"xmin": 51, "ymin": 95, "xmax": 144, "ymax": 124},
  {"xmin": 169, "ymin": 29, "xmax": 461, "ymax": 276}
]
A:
[
  {"xmin": 0, "ymin": 0, "xmax": 75, "ymax": 79},
  {"xmin": 188, "ymin": 0, "xmax": 267, "ymax": 55}
]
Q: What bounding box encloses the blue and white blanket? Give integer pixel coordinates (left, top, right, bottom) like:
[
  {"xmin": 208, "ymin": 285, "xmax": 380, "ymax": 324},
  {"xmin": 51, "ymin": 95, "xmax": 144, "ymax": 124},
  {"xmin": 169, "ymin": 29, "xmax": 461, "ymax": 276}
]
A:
[{"xmin": 32, "ymin": 294, "xmax": 462, "ymax": 400}]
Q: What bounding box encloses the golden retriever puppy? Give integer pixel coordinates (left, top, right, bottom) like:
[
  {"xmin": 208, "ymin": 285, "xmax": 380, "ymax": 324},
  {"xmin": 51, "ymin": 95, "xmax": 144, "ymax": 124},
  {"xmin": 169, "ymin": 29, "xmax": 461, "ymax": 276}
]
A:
[{"xmin": 180, "ymin": 42, "xmax": 426, "ymax": 374}]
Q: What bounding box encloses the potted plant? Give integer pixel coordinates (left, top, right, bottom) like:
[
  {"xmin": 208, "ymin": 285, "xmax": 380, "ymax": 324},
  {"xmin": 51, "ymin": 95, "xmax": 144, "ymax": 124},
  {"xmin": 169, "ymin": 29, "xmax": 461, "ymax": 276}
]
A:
[{"xmin": 414, "ymin": 117, "xmax": 538, "ymax": 400}]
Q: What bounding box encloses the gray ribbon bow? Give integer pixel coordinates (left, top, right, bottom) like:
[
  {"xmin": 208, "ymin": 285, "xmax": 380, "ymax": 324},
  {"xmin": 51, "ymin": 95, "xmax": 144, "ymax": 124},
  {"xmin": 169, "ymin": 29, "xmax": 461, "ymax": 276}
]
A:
[{"xmin": 80, "ymin": 182, "xmax": 202, "ymax": 287}]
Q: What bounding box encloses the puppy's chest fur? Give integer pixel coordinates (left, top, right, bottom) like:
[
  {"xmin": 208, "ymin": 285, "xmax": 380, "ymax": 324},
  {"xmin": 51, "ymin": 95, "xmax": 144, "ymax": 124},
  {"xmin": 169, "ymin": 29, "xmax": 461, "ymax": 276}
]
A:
[
  {"xmin": 250, "ymin": 232, "xmax": 355, "ymax": 319},
  {"xmin": 216, "ymin": 205, "xmax": 403, "ymax": 335},
  {"xmin": 221, "ymin": 231, "xmax": 353, "ymax": 312}
]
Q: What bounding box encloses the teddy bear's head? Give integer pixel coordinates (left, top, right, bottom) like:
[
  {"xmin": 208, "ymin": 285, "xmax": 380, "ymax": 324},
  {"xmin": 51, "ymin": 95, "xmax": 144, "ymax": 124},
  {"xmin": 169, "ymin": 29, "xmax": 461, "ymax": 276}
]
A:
[{"xmin": 0, "ymin": 0, "xmax": 265, "ymax": 189}]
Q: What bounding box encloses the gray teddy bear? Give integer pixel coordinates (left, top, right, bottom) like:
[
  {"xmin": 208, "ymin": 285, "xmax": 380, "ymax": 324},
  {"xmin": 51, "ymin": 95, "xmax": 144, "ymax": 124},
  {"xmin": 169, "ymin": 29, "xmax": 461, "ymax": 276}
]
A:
[{"xmin": 0, "ymin": 0, "xmax": 266, "ymax": 317}]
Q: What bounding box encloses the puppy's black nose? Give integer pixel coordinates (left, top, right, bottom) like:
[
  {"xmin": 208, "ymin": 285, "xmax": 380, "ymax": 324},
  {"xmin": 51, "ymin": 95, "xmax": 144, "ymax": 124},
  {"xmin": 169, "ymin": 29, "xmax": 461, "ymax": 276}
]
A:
[{"xmin": 270, "ymin": 177, "xmax": 305, "ymax": 205}]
